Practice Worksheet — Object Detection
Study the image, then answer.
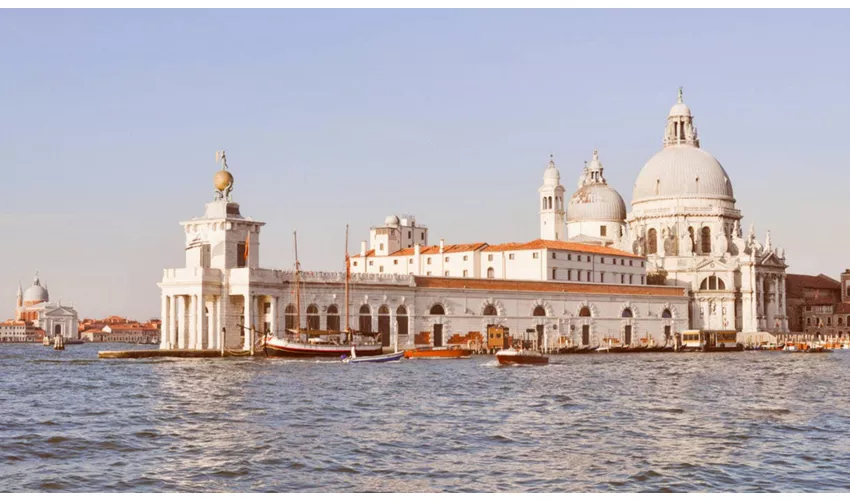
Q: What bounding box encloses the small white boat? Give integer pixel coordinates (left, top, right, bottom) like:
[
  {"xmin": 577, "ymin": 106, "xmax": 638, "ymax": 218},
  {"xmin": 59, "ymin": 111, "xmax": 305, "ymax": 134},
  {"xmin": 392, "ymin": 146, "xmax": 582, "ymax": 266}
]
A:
[{"xmin": 496, "ymin": 347, "xmax": 549, "ymax": 365}]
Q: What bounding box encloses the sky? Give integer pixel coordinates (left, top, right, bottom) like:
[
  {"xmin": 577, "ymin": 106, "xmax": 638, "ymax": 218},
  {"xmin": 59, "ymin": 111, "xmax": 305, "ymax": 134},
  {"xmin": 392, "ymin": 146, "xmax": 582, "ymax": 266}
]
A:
[{"xmin": 2, "ymin": 9, "xmax": 849, "ymax": 320}]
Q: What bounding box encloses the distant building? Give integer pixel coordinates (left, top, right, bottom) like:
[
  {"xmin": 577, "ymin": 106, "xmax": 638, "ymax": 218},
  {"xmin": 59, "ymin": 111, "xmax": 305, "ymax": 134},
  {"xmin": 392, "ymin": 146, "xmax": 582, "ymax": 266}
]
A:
[
  {"xmin": 786, "ymin": 271, "xmax": 850, "ymax": 338},
  {"xmin": 0, "ymin": 320, "xmax": 43, "ymax": 343},
  {"xmin": 5, "ymin": 273, "xmax": 79, "ymax": 341},
  {"xmin": 79, "ymin": 316, "xmax": 160, "ymax": 344}
]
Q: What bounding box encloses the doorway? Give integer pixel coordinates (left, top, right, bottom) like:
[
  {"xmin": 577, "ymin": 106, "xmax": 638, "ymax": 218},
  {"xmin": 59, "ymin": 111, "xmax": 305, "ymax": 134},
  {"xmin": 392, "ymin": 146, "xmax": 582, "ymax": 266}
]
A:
[
  {"xmin": 624, "ymin": 325, "xmax": 632, "ymax": 346},
  {"xmin": 536, "ymin": 324, "xmax": 544, "ymax": 350},
  {"xmin": 582, "ymin": 324, "xmax": 590, "ymax": 345},
  {"xmin": 434, "ymin": 324, "xmax": 443, "ymax": 347}
]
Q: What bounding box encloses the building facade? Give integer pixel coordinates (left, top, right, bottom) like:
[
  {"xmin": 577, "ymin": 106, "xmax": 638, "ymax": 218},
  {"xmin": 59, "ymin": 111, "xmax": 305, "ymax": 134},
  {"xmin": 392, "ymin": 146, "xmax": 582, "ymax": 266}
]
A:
[
  {"xmin": 158, "ymin": 158, "xmax": 689, "ymax": 352},
  {"xmin": 786, "ymin": 271, "xmax": 850, "ymax": 338},
  {"xmin": 6, "ymin": 273, "xmax": 79, "ymax": 341}
]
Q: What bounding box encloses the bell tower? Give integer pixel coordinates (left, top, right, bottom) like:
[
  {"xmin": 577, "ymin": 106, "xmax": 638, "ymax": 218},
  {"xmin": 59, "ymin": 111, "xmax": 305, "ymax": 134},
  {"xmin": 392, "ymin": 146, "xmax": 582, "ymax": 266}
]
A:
[
  {"xmin": 663, "ymin": 87, "xmax": 700, "ymax": 148},
  {"xmin": 538, "ymin": 155, "xmax": 566, "ymax": 241}
]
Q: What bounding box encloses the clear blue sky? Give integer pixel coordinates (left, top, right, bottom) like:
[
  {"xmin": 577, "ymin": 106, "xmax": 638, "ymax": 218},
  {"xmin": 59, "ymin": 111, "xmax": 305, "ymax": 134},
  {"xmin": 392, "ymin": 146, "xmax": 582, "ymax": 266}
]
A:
[{"xmin": 2, "ymin": 9, "xmax": 849, "ymax": 320}]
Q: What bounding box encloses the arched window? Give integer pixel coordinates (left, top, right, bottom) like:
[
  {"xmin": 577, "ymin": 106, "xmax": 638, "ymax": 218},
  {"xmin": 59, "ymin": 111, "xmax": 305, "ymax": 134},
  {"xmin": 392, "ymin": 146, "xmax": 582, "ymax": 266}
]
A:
[
  {"xmin": 327, "ymin": 305, "xmax": 340, "ymax": 331},
  {"xmin": 701, "ymin": 227, "xmax": 711, "ymax": 254},
  {"xmin": 717, "ymin": 278, "xmax": 726, "ymax": 290},
  {"xmin": 483, "ymin": 304, "xmax": 497, "ymax": 316},
  {"xmin": 396, "ymin": 306, "xmax": 408, "ymax": 337},
  {"xmin": 430, "ymin": 304, "xmax": 445, "ymax": 315},
  {"xmin": 533, "ymin": 306, "xmax": 546, "ymax": 317},
  {"xmin": 54, "ymin": 324, "xmax": 62, "ymax": 335},
  {"xmin": 359, "ymin": 304, "xmax": 372, "ymax": 333},
  {"xmin": 487, "ymin": 267, "xmax": 495, "ymax": 279},
  {"xmin": 647, "ymin": 228, "xmax": 658, "ymax": 254},
  {"xmin": 622, "ymin": 308, "xmax": 633, "ymax": 318},
  {"xmin": 542, "ymin": 198, "xmax": 546, "ymax": 210},
  {"xmin": 661, "ymin": 309, "xmax": 672, "ymax": 319},
  {"xmin": 548, "ymin": 196, "xmax": 553, "ymax": 209},
  {"xmin": 700, "ymin": 277, "xmax": 727, "ymax": 291},
  {"xmin": 306, "ymin": 304, "xmax": 320, "ymax": 330},
  {"xmin": 579, "ymin": 307, "xmax": 591, "ymax": 317},
  {"xmin": 285, "ymin": 304, "xmax": 297, "ymax": 330},
  {"xmin": 839, "ymin": 317, "xmax": 844, "ymax": 326}
]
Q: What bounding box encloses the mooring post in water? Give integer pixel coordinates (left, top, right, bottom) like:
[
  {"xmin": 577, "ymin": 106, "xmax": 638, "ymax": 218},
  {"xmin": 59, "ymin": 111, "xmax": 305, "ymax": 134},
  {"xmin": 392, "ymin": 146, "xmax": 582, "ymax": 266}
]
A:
[{"xmin": 220, "ymin": 327, "xmax": 225, "ymax": 357}]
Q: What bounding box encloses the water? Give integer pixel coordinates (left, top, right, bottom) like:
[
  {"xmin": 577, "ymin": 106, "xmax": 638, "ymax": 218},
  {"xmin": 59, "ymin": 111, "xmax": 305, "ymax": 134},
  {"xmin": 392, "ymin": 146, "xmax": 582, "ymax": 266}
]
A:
[{"xmin": 2, "ymin": 343, "xmax": 850, "ymax": 492}]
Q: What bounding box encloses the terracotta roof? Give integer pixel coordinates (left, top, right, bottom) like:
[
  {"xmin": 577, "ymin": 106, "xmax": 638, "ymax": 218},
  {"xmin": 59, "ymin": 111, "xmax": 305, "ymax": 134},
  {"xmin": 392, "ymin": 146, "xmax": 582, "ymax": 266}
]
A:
[
  {"xmin": 391, "ymin": 243, "xmax": 488, "ymax": 257},
  {"xmin": 414, "ymin": 276, "xmax": 685, "ymax": 297},
  {"xmin": 107, "ymin": 324, "xmax": 158, "ymax": 331},
  {"xmin": 786, "ymin": 273, "xmax": 840, "ymax": 299},
  {"xmin": 484, "ymin": 239, "xmax": 640, "ymax": 258},
  {"xmin": 351, "ymin": 249, "xmax": 376, "ymax": 258}
]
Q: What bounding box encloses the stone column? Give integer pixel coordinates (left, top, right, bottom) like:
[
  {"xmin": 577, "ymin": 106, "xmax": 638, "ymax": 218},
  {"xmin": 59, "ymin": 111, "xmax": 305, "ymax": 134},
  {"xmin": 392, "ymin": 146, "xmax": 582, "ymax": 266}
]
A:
[
  {"xmin": 243, "ymin": 293, "xmax": 253, "ymax": 351},
  {"xmin": 187, "ymin": 294, "xmax": 197, "ymax": 350},
  {"xmin": 206, "ymin": 297, "xmax": 214, "ymax": 350},
  {"xmin": 160, "ymin": 294, "xmax": 169, "ymax": 349},
  {"xmin": 270, "ymin": 295, "xmax": 277, "ymax": 338},
  {"xmin": 170, "ymin": 295, "xmax": 178, "ymax": 349},
  {"xmin": 390, "ymin": 309, "xmax": 398, "ymax": 351}
]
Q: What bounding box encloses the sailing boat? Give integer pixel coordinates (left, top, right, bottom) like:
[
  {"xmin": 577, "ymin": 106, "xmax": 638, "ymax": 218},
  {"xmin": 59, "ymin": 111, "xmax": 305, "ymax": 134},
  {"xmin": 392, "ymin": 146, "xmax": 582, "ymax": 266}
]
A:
[{"xmin": 264, "ymin": 227, "xmax": 383, "ymax": 358}]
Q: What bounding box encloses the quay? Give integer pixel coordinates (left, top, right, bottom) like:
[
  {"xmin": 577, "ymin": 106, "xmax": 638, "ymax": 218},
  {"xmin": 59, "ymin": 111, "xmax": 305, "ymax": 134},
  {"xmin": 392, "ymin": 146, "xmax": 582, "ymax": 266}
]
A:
[{"xmin": 98, "ymin": 349, "xmax": 250, "ymax": 359}]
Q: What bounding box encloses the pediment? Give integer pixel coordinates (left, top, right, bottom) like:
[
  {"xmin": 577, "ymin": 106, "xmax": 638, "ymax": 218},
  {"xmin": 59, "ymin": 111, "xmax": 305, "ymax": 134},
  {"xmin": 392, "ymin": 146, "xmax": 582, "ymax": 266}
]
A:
[
  {"xmin": 758, "ymin": 251, "xmax": 786, "ymax": 268},
  {"xmin": 694, "ymin": 258, "xmax": 733, "ymax": 272}
]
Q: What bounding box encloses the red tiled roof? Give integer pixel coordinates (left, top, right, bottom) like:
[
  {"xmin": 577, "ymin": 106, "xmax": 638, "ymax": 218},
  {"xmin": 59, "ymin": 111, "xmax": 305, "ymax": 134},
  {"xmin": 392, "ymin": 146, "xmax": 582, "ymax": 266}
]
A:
[
  {"xmin": 352, "ymin": 239, "xmax": 639, "ymax": 259},
  {"xmin": 414, "ymin": 276, "xmax": 685, "ymax": 297},
  {"xmin": 483, "ymin": 239, "xmax": 640, "ymax": 258},
  {"xmin": 786, "ymin": 273, "xmax": 840, "ymax": 299}
]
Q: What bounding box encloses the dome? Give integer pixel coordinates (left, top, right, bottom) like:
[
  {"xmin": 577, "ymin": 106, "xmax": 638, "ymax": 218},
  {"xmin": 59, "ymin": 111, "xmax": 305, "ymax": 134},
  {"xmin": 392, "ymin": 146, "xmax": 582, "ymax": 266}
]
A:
[
  {"xmin": 668, "ymin": 102, "xmax": 691, "ymax": 117},
  {"xmin": 567, "ymin": 183, "xmax": 627, "ymax": 222},
  {"xmin": 542, "ymin": 155, "xmax": 561, "ymax": 186},
  {"xmin": 23, "ymin": 275, "xmax": 48, "ymax": 304},
  {"xmin": 384, "ymin": 215, "xmax": 400, "ymax": 226},
  {"xmin": 632, "ymin": 145, "xmax": 734, "ymax": 203}
]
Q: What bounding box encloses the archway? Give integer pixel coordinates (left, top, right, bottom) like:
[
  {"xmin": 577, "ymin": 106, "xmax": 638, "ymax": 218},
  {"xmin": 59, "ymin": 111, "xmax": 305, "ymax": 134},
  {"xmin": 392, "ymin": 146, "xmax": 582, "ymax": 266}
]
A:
[
  {"xmin": 622, "ymin": 308, "xmax": 633, "ymax": 345},
  {"xmin": 533, "ymin": 306, "xmax": 546, "ymax": 349},
  {"xmin": 396, "ymin": 305, "xmax": 408, "ymax": 338},
  {"xmin": 359, "ymin": 304, "xmax": 372, "ymax": 333},
  {"xmin": 430, "ymin": 303, "xmax": 445, "ymax": 347},
  {"xmin": 327, "ymin": 304, "xmax": 340, "ymax": 332},
  {"xmin": 378, "ymin": 305, "xmax": 391, "ymax": 347},
  {"xmin": 306, "ymin": 304, "xmax": 320, "ymax": 331},
  {"xmin": 284, "ymin": 304, "xmax": 296, "ymax": 330}
]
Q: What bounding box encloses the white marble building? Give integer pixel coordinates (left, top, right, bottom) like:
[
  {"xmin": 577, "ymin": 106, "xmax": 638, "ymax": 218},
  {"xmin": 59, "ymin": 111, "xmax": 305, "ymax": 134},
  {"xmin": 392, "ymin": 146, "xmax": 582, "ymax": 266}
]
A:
[
  {"xmin": 158, "ymin": 156, "xmax": 690, "ymax": 352},
  {"xmin": 563, "ymin": 89, "xmax": 789, "ymax": 334}
]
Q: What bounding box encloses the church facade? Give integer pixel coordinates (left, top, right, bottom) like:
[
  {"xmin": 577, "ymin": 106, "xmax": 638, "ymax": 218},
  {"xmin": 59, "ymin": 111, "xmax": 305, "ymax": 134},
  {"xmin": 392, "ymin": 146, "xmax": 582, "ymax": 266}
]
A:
[{"xmin": 6, "ymin": 274, "xmax": 79, "ymax": 341}]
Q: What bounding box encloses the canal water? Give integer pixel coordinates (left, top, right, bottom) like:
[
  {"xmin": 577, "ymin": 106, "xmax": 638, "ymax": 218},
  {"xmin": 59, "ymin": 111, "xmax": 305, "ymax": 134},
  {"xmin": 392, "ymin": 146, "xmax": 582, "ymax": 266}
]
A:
[{"xmin": 2, "ymin": 343, "xmax": 849, "ymax": 492}]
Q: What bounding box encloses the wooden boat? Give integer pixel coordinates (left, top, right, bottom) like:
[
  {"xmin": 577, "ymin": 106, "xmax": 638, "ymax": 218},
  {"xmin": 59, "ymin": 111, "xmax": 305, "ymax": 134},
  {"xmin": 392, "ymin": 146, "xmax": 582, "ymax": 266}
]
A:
[
  {"xmin": 264, "ymin": 227, "xmax": 383, "ymax": 359},
  {"xmin": 403, "ymin": 346, "xmax": 473, "ymax": 359},
  {"xmin": 496, "ymin": 347, "xmax": 549, "ymax": 365},
  {"xmin": 343, "ymin": 346, "xmax": 404, "ymax": 364},
  {"xmin": 556, "ymin": 346, "xmax": 578, "ymax": 354}
]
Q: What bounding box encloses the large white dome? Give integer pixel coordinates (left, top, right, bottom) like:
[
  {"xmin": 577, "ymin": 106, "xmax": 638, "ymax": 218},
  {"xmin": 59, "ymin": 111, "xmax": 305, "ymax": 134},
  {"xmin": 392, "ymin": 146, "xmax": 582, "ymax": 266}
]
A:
[
  {"xmin": 632, "ymin": 145, "xmax": 734, "ymax": 204},
  {"xmin": 23, "ymin": 275, "xmax": 49, "ymax": 304}
]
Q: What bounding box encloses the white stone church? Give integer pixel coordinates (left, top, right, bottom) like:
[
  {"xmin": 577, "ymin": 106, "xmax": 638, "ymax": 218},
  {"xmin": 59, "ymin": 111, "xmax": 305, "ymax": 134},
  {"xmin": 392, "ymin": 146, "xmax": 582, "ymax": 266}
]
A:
[{"xmin": 157, "ymin": 89, "xmax": 786, "ymax": 353}]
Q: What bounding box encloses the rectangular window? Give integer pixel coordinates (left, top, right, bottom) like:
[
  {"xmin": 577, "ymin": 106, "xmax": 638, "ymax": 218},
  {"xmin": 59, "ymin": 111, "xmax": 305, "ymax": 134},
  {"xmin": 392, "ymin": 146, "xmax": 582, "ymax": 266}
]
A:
[
  {"xmin": 408, "ymin": 231, "xmax": 411, "ymax": 238},
  {"xmin": 353, "ymin": 262, "xmax": 358, "ymax": 267},
  {"xmin": 379, "ymin": 243, "xmax": 384, "ymax": 251},
  {"xmin": 641, "ymin": 261, "xmax": 645, "ymax": 268},
  {"xmin": 629, "ymin": 260, "xmax": 633, "ymax": 266},
  {"xmin": 568, "ymin": 254, "xmax": 572, "ymax": 261},
  {"xmin": 509, "ymin": 253, "xmax": 515, "ymax": 260},
  {"xmin": 532, "ymin": 252, "xmax": 539, "ymax": 259},
  {"xmin": 463, "ymin": 270, "xmax": 468, "ymax": 277},
  {"xmin": 641, "ymin": 276, "xmax": 645, "ymax": 285},
  {"xmin": 379, "ymin": 265, "xmax": 384, "ymax": 272},
  {"xmin": 629, "ymin": 275, "xmax": 633, "ymax": 284},
  {"xmin": 568, "ymin": 269, "xmax": 572, "ymax": 280},
  {"xmin": 409, "ymin": 258, "xmax": 413, "ymax": 264},
  {"xmin": 621, "ymin": 275, "xmax": 625, "ymax": 284},
  {"xmin": 600, "ymin": 226, "xmax": 607, "ymax": 237},
  {"xmin": 600, "ymin": 272, "xmax": 605, "ymax": 283},
  {"xmin": 552, "ymin": 252, "xmax": 557, "ymax": 259},
  {"xmin": 236, "ymin": 243, "xmax": 246, "ymax": 268},
  {"xmin": 426, "ymin": 271, "xmax": 431, "ymax": 276},
  {"xmin": 601, "ymin": 257, "xmax": 605, "ymax": 264},
  {"xmin": 828, "ymin": 317, "xmax": 832, "ymax": 326},
  {"xmin": 427, "ymin": 258, "xmax": 432, "ymax": 264},
  {"xmin": 421, "ymin": 233, "xmax": 425, "ymax": 240},
  {"xmin": 444, "ymin": 271, "xmax": 450, "ymax": 276},
  {"xmin": 577, "ymin": 271, "xmax": 582, "ymax": 281},
  {"xmin": 369, "ymin": 260, "xmax": 374, "ymax": 266},
  {"xmin": 621, "ymin": 259, "xmax": 625, "ymax": 265},
  {"xmin": 488, "ymin": 254, "xmax": 494, "ymax": 262},
  {"xmin": 445, "ymin": 257, "xmax": 449, "ymax": 263},
  {"xmin": 463, "ymin": 255, "xmax": 468, "ymax": 261},
  {"xmin": 393, "ymin": 259, "xmax": 398, "ymax": 265}
]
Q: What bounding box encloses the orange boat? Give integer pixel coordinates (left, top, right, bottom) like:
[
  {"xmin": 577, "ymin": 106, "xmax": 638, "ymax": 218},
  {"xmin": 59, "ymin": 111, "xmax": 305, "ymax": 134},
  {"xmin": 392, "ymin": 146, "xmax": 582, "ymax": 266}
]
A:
[{"xmin": 403, "ymin": 346, "xmax": 473, "ymax": 359}]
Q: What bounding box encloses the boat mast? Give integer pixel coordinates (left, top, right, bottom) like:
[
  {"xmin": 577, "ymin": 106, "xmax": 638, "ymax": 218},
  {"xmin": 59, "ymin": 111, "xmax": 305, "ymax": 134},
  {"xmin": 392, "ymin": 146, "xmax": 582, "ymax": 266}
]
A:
[
  {"xmin": 294, "ymin": 231, "xmax": 301, "ymax": 335},
  {"xmin": 344, "ymin": 224, "xmax": 351, "ymax": 343}
]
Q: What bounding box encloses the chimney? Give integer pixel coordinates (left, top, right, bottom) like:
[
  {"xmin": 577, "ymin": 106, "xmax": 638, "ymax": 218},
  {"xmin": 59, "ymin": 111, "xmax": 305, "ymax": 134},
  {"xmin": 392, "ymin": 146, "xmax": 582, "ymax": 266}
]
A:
[
  {"xmin": 440, "ymin": 239, "xmax": 445, "ymax": 253},
  {"xmin": 414, "ymin": 244, "xmax": 421, "ymax": 258},
  {"xmin": 360, "ymin": 240, "xmax": 367, "ymax": 256}
]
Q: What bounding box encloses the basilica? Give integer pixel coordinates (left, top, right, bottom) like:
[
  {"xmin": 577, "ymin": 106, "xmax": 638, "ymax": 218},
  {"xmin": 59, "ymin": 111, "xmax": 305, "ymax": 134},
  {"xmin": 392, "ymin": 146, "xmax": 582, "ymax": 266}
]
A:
[
  {"xmin": 0, "ymin": 273, "xmax": 79, "ymax": 342},
  {"xmin": 157, "ymin": 89, "xmax": 786, "ymax": 353}
]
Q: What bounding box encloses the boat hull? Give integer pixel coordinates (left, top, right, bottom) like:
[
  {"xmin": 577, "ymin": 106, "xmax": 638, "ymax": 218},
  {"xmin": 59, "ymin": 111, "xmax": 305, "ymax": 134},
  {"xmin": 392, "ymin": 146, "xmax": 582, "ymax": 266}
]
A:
[
  {"xmin": 345, "ymin": 351, "xmax": 404, "ymax": 363},
  {"xmin": 497, "ymin": 353, "xmax": 549, "ymax": 365},
  {"xmin": 264, "ymin": 339, "xmax": 383, "ymax": 358},
  {"xmin": 404, "ymin": 348, "xmax": 473, "ymax": 359}
]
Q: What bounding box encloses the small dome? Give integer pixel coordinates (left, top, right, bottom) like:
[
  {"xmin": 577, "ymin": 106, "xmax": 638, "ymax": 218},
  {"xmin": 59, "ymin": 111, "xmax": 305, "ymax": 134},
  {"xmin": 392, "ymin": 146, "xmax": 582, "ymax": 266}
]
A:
[
  {"xmin": 668, "ymin": 102, "xmax": 691, "ymax": 117},
  {"xmin": 384, "ymin": 215, "xmax": 400, "ymax": 226},
  {"xmin": 542, "ymin": 155, "xmax": 561, "ymax": 186},
  {"xmin": 23, "ymin": 275, "xmax": 48, "ymax": 304},
  {"xmin": 633, "ymin": 145, "xmax": 734, "ymax": 203},
  {"xmin": 567, "ymin": 183, "xmax": 627, "ymax": 222}
]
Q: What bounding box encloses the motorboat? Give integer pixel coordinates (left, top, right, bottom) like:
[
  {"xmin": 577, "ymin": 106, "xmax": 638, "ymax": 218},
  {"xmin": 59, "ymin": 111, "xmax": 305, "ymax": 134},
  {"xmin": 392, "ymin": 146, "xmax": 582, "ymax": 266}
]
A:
[
  {"xmin": 343, "ymin": 345, "xmax": 404, "ymax": 364},
  {"xmin": 496, "ymin": 347, "xmax": 549, "ymax": 365}
]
